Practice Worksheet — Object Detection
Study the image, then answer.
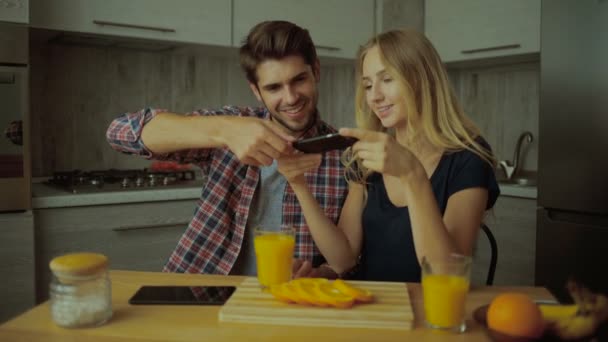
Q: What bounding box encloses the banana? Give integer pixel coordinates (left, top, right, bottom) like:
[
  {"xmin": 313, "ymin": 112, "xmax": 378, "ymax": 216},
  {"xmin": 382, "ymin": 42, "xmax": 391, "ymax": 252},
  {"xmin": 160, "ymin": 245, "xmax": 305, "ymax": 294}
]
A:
[
  {"xmin": 550, "ymin": 313, "xmax": 599, "ymax": 340},
  {"xmin": 539, "ymin": 304, "xmax": 579, "ymax": 322},
  {"xmin": 543, "ymin": 280, "xmax": 608, "ymax": 340}
]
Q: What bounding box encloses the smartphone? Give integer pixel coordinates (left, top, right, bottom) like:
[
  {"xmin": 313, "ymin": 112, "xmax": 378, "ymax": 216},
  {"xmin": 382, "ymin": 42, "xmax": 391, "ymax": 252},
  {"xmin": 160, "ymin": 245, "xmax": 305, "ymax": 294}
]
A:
[
  {"xmin": 128, "ymin": 285, "xmax": 236, "ymax": 305},
  {"xmin": 293, "ymin": 133, "xmax": 357, "ymax": 153}
]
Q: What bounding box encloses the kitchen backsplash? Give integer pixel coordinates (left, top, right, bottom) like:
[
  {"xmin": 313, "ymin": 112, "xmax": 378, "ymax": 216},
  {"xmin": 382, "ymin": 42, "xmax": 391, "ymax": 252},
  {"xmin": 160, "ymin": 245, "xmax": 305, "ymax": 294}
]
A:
[
  {"xmin": 450, "ymin": 62, "xmax": 540, "ymax": 173},
  {"xmin": 29, "ymin": 40, "xmax": 537, "ymax": 177},
  {"xmin": 29, "ymin": 41, "xmax": 356, "ymax": 176}
]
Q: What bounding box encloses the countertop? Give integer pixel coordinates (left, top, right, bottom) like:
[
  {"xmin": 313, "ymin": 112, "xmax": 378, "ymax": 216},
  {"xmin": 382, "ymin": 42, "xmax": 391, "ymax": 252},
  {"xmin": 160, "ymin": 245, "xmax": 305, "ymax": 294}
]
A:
[
  {"xmin": 31, "ymin": 181, "xmax": 204, "ymax": 209},
  {"xmin": 31, "ymin": 179, "xmax": 535, "ymax": 210},
  {"xmin": 0, "ymin": 270, "xmax": 555, "ymax": 342}
]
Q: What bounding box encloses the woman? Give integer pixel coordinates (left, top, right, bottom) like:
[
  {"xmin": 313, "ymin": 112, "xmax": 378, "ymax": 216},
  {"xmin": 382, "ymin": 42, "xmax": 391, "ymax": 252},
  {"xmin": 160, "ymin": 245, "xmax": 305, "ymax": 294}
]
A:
[{"xmin": 278, "ymin": 29, "xmax": 499, "ymax": 282}]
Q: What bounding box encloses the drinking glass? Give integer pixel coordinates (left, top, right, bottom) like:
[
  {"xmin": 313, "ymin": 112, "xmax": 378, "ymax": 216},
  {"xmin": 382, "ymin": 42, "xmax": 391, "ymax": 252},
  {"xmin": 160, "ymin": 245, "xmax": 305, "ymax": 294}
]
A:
[
  {"xmin": 421, "ymin": 253, "xmax": 472, "ymax": 333},
  {"xmin": 253, "ymin": 226, "xmax": 295, "ymax": 288}
]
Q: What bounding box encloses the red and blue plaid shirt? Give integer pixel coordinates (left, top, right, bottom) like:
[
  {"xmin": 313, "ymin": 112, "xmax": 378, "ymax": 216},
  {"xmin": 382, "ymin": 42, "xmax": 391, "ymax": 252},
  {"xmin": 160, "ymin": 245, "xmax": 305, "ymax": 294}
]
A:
[
  {"xmin": 106, "ymin": 106, "xmax": 348, "ymax": 275},
  {"xmin": 4, "ymin": 120, "xmax": 23, "ymax": 146}
]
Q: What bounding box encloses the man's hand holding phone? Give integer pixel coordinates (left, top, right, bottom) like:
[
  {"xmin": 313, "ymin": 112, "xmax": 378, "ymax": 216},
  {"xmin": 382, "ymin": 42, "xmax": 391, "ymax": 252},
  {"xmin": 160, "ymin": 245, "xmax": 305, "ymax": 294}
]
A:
[
  {"xmin": 224, "ymin": 117, "xmax": 295, "ymax": 166},
  {"xmin": 292, "ymin": 133, "xmax": 357, "ymax": 153}
]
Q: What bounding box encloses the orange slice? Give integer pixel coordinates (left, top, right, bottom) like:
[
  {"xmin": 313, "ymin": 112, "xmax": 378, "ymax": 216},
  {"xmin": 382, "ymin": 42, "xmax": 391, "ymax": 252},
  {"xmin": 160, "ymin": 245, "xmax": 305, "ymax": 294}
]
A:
[
  {"xmin": 291, "ymin": 278, "xmax": 329, "ymax": 307},
  {"xmin": 269, "ymin": 283, "xmax": 294, "ymax": 304},
  {"xmin": 282, "ymin": 282, "xmax": 309, "ymax": 305},
  {"xmin": 313, "ymin": 283, "xmax": 355, "ymax": 309},
  {"xmin": 333, "ymin": 279, "xmax": 374, "ymax": 303}
]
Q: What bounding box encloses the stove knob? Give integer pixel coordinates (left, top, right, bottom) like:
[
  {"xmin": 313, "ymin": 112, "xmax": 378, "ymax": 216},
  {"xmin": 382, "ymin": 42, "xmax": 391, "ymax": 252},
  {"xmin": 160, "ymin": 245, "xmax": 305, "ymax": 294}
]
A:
[{"xmin": 148, "ymin": 174, "xmax": 157, "ymax": 187}]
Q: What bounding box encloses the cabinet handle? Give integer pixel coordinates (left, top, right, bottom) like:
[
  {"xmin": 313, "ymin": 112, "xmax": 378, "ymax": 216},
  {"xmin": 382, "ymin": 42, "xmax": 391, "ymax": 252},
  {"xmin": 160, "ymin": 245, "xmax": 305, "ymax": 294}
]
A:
[
  {"xmin": 112, "ymin": 222, "xmax": 189, "ymax": 232},
  {"xmin": 461, "ymin": 44, "xmax": 521, "ymax": 54},
  {"xmin": 315, "ymin": 45, "xmax": 341, "ymax": 52},
  {"xmin": 93, "ymin": 20, "xmax": 176, "ymax": 33}
]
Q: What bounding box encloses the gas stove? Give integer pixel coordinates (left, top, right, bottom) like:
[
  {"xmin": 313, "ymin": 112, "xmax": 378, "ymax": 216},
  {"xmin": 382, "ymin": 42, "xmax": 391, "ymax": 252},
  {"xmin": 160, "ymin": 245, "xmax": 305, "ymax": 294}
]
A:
[{"xmin": 44, "ymin": 169, "xmax": 202, "ymax": 194}]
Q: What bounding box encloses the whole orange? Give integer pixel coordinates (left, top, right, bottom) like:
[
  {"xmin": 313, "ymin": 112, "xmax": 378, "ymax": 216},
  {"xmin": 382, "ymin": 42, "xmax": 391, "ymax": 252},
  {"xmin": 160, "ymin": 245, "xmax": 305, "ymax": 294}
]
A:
[{"xmin": 487, "ymin": 292, "xmax": 545, "ymax": 338}]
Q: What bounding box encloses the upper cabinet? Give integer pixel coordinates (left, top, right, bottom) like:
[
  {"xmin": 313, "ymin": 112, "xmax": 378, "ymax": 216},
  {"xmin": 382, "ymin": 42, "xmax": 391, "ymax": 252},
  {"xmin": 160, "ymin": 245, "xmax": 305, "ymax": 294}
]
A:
[
  {"xmin": 425, "ymin": 0, "xmax": 540, "ymax": 63},
  {"xmin": 233, "ymin": 0, "xmax": 375, "ymax": 59},
  {"xmin": 0, "ymin": 0, "xmax": 29, "ymax": 24},
  {"xmin": 30, "ymin": 0, "xmax": 231, "ymax": 46}
]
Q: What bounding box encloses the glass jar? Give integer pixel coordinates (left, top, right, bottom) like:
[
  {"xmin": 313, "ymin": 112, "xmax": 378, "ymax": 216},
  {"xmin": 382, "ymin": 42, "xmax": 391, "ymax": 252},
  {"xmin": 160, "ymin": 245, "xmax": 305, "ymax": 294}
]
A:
[{"xmin": 49, "ymin": 252, "xmax": 112, "ymax": 328}]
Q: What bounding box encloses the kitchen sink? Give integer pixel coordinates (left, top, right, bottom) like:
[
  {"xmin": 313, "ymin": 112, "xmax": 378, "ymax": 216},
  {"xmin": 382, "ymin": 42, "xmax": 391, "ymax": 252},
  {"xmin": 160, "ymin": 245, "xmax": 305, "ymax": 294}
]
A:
[
  {"xmin": 498, "ymin": 177, "xmax": 537, "ymax": 187},
  {"xmin": 501, "ymin": 177, "xmax": 536, "ymax": 186},
  {"xmin": 495, "ymin": 169, "xmax": 537, "ymax": 187}
]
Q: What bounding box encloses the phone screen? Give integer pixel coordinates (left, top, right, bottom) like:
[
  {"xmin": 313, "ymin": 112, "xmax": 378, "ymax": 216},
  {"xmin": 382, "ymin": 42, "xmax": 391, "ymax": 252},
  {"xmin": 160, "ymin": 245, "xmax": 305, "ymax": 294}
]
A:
[
  {"xmin": 293, "ymin": 133, "xmax": 357, "ymax": 153},
  {"xmin": 128, "ymin": 285, "xmax": 236, "ymax": 305}
]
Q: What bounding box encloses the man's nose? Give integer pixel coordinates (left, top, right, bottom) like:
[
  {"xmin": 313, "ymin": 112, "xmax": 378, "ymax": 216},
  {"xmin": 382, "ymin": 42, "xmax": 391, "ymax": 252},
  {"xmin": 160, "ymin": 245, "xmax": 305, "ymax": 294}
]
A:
[{"xmin": 284, "ymin": 86, "xmax": 300, "ymax": 104}]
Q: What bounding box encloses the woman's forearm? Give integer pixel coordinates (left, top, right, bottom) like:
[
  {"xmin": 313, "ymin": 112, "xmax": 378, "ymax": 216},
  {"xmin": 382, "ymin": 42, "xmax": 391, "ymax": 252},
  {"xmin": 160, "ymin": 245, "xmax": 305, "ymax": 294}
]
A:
[
  {"xmin": 289, "ymin": 182, "xmax": 358, "ymax": 273},
  {"xmin": 402, "ymin": 167, "xmax": 461, "ymax": 263}
]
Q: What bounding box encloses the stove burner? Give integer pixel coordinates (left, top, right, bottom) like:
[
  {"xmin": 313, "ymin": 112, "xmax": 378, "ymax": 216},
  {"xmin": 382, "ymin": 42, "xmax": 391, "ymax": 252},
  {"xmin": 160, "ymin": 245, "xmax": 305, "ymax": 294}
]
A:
[{"xmin": 45, "ymin": 168, "xmax": 198, "ymax": 193}]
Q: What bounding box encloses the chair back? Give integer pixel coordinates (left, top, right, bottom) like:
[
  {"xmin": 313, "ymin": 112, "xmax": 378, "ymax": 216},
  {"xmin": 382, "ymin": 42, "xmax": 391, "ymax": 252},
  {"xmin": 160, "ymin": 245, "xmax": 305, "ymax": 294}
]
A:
[{"xmin": 481, "ymin": 223, "xmax": 497, "ymax": 285}]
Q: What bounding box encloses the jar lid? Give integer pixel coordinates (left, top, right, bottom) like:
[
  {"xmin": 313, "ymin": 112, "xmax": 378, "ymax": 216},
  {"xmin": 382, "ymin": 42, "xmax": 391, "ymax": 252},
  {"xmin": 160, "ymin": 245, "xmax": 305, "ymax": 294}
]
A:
[{"xmin": 49, "ymin": 252, "xmax": 108, "ymax": 278}]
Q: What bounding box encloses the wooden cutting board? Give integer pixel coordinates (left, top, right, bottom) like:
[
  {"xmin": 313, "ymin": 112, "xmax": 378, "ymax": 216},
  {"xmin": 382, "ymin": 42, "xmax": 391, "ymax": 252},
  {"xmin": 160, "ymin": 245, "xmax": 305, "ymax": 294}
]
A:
[{"xmin": 219, "ymin": 277, "xmax": 414, "ymax": 330}]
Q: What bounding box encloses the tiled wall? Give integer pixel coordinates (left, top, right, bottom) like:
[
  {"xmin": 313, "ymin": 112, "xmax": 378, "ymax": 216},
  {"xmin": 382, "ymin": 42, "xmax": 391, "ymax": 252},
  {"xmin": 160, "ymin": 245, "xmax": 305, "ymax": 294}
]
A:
[{"xmin": 29, "ymin": 40, "xmax": 538, "ymax": 177}]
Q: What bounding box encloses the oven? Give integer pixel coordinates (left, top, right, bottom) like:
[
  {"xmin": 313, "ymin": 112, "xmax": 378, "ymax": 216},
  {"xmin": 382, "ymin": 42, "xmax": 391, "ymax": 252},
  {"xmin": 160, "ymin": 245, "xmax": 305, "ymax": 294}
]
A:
[{"xmin": 0, "ymin": 23, "xmax": 30, "ymax": 212}]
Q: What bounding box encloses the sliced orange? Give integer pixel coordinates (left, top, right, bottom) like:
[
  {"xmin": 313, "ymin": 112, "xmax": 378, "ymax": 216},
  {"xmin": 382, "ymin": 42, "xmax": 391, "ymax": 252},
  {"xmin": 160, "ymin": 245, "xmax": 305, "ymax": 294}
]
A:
[
  {"xmin": 313, "ymin": 283, "xmax": 355, "ymax": 309},
  {"xmin": 291, "ymin": 278, "xmax": 329, "ymax": 307},
  {"xmin": 333, "ymin": 279, "xmax": 374, "ymax": 303},
  {"xmin": 282, "ymin": 282, "xmax": 309, "ymax": 305},
  {"xmin": 269, "ymin": 283, "xmax": 294, "ymax": 304}
]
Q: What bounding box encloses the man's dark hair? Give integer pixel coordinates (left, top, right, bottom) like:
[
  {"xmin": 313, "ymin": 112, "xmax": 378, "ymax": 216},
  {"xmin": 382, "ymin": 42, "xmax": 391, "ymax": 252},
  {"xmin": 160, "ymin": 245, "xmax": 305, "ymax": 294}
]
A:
[{"xmin": 239, "ymin": 20, "xmax": 318, "ymax": 85}]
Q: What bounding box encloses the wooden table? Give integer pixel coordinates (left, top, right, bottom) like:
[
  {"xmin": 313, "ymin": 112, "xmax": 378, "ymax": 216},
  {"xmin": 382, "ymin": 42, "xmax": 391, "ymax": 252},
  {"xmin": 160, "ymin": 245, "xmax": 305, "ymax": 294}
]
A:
[{"xmin": 0, "ymin": 270, "xmax": 554, "ymax": 341}]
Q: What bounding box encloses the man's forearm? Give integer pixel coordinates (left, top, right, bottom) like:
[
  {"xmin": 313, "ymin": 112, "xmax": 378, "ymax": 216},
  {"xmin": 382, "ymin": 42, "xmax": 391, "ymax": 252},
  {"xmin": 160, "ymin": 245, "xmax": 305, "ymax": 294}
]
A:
[{"xmin": 141, "ymin": 112, "xmax": 229, "ymax": 153}]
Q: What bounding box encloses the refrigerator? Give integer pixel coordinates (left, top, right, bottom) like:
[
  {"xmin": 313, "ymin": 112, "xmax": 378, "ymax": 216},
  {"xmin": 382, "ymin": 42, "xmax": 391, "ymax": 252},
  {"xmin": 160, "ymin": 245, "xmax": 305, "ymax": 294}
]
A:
[{"xmin": 536, "ymin": 0, "xmax": 608, "ymax": 301}]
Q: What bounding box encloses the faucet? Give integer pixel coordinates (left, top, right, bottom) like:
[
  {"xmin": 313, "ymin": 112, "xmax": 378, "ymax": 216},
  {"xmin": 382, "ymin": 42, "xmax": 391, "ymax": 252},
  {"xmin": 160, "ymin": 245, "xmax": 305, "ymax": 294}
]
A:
[{"xmin": 499, "ymin": 131, "xmax": 534, "ymax": 180}]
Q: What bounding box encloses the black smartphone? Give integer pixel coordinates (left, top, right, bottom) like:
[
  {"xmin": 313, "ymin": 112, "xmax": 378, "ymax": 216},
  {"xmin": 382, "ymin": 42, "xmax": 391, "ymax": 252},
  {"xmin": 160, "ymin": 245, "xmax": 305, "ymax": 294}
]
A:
[
  {"xmin": 293, "ymin": 133, "xmax": 357, "ymax": 153},
  {"xmin": 128, "ymin": 285, "xmax": 236, "ymax": 305}
]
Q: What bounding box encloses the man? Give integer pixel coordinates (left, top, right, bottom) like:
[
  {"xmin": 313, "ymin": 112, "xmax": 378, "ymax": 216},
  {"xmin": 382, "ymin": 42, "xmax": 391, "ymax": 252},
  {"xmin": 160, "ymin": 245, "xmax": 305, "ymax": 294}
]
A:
[{"xmin": 106, "ymin": 21, "xmax": 348, "ymax": 278}]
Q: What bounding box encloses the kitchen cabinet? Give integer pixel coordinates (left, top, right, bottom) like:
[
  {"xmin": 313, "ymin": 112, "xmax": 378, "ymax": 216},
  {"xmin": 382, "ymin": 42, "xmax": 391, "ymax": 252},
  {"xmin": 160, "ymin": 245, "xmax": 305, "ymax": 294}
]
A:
[
  {"xmin": 29, "ymin": 0, "xmax": 231, "ymax": 47},
  {"xmin": 0, "ymin": 211, "xmax": 35, "ymax": 324},
  {"xmin": 376, "ymin": 0, "xmax": 424, "ymax": 34},
  {"xmin": 233, "ymin": 0, "xmax": 375, "ymax": 59},
  {"xmin": 34, "ymin": 199, "xmax": 196, "ymax": 302},
  {"xmin": 425, "ymin": 0, "xmax": 540, "ymax": 63},
  {"xmin": 471, "ymin": 195, "xmax": 537, "ymax": 286},
  {"xmin": 0, "ymin": 0, "xmax": 28, "ymax": 24}
]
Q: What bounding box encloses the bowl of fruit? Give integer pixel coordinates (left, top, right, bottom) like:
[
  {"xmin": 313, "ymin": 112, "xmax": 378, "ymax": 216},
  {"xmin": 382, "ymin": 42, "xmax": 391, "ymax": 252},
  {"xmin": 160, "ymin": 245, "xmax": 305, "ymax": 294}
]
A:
[{"xmin": 474, "ymin": 281, "xmax": 608, "ymax": 341}]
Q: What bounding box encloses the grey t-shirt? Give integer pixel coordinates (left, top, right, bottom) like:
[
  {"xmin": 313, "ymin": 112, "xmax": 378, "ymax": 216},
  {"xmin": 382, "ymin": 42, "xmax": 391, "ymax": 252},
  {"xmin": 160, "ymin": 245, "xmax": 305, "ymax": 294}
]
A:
[{"xmin": 230, "ymin": 160, "xmax": 286, "ymax": 275}]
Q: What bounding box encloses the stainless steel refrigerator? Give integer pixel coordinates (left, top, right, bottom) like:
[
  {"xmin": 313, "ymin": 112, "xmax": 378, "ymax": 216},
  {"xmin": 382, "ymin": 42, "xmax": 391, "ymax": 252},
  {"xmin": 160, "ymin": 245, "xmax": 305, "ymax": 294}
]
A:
[{"xmin": 536, "ymin": 0, "xmax": 608, "ymax": 301}]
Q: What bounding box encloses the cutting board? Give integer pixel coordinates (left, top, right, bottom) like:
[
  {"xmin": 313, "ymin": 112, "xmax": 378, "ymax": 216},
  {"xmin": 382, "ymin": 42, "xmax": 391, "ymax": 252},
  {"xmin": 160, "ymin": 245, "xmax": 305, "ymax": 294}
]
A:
[{"xmin": 219, "ymin": 277, "xmax": 414, "ymax": 330}]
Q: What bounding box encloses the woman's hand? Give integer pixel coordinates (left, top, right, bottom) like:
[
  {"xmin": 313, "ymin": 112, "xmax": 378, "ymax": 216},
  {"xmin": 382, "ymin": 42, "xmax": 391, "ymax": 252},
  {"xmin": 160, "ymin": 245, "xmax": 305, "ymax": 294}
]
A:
[
  {"xmin": 339, "ymin": 127, "xmax": 422, "ymax": 181},
  {"xmin": 277, "ymin": 152, "xmax": 322, "ymax": 184}
]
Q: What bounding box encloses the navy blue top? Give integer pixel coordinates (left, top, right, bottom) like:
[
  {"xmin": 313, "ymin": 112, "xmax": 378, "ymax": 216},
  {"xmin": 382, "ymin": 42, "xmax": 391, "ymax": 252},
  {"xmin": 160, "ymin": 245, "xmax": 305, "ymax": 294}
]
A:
[{"xmin": 357, "ymin": 145, "xmax": 500, "ymax": 282}]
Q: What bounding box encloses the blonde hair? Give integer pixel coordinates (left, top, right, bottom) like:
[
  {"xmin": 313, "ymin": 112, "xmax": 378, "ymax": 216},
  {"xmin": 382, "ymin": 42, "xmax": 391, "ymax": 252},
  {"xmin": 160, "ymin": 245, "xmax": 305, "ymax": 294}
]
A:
[{"xmin": 343, "ymin": 29, "xmax": 495, "ymax": 184}]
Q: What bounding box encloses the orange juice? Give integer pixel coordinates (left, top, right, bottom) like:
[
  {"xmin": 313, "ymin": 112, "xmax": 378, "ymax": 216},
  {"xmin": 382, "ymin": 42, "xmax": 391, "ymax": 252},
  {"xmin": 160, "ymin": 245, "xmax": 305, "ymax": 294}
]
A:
[
  {"xmin": 422, "ymin": 274, "xmax": 470, "ymax": 328},
  {"xmin": 254, "ymin": 232, "xmax": 295, "ymax": 287}
]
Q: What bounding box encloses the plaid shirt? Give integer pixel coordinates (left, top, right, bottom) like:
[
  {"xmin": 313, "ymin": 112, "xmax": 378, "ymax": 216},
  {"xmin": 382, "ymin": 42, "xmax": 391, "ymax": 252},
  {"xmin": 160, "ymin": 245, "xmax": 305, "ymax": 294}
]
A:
[
  {"xmin": 4, "ymin": 120, "xmax": 23, "ymax": 146},
  {"xmin": 106, "ymin": 106, "xmax": 348, "ymax": 275}
]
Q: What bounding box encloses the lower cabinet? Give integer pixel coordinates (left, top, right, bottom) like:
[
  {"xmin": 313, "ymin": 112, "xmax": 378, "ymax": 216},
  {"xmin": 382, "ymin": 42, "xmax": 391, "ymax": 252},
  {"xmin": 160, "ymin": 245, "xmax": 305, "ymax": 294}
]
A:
[
  {"xmin": 0, "ymin": 211, "xmax": 35, "ymax": 324},
  {"xmin": 34, "ymin": 199, "xmax": 196, "ymax": 302},
  {"xmin": 472, "ymin": 195, "xmax": 537, "ymax": 286}
]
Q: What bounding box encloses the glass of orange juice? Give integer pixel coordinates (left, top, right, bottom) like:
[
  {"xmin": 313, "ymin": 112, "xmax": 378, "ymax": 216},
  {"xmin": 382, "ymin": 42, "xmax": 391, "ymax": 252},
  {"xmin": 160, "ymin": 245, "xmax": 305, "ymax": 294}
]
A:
[
  {"xmin": 421, "ymin": 254, "xmax": 472, "ymax": 333},
  {"xmin": 253, "ymin": 226, "xmax": 295, "ymax": 288}
]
